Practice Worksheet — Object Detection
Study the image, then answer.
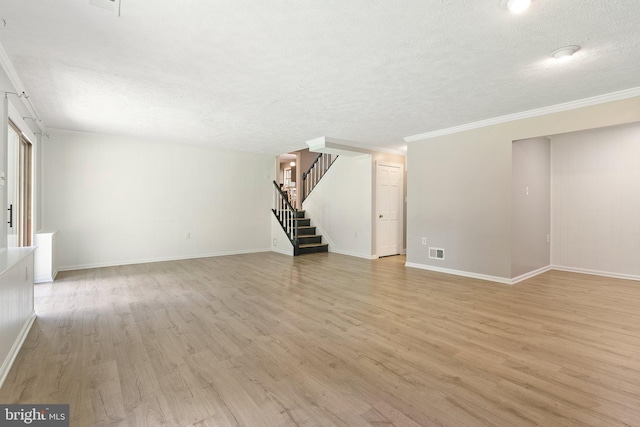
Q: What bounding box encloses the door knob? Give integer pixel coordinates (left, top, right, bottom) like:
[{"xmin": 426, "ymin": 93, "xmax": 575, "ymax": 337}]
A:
[{"xmin": 379, "ymin": 214, "xmax": 383, "ymax": 218}]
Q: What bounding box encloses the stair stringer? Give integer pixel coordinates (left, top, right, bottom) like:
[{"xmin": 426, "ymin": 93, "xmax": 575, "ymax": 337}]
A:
[{"xmin": 301, "ymin": 212, "xmax": 335, "ymax": 253}]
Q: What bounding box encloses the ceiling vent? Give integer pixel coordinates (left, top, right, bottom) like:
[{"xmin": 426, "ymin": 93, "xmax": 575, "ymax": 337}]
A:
[
  {"xmin": 89, "ymin": 0, "xmax": 121, "ymax": 16},
  {"xmin": 429, "ymin": 247, "xmax": 445, "ymax": 260}
]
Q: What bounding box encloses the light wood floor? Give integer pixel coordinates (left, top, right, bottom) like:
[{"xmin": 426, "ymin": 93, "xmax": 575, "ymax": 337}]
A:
[{"xmin": 2, "ymin": 253, "xmax": 640, "ymax": 426}]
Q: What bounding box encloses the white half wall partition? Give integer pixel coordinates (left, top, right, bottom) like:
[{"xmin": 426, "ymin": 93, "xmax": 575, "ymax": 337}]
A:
[
  {"xmin": 42, "ymin": 130, "xmax": 275, "ymax": 270},
  {"xmin": 302, "ymin": 155, "xmax": 374, "ymax": 259}
]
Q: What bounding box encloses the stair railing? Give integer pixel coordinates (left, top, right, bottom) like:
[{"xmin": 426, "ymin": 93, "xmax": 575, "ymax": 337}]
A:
[
  {"xmin": 272, "ymin": 181, "xmax": 298, "ymax": 245},
  {"xmin": 302, "ymin": 153, "xmax": 337, "ymax": 202}
]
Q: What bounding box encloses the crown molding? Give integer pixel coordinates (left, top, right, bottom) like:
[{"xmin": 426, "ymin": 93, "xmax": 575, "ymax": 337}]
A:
[
  {"xmin": 404, "ymin": 86, "xmax": 640, "ymax": 143},
  {"xmin": 0, "ymin": 39, "xmax": 45, "ymax": 132}
]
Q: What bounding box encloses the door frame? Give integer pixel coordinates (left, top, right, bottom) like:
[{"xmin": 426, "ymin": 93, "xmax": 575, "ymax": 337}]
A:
[
  {"xmin": 8, "ymin": 119, "xmax": 33, "ymax": 247},
  {"xmin": 374, "ymin": 160, "xmax": 404, "ymax": 258}
]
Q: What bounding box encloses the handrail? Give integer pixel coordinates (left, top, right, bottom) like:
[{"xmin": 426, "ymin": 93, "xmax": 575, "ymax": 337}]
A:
[
  {"xmin": 302, "ymin": 153, "xmax": 337, "ymax": 202},
  {"xmin": 272, "ymin": 181, "xmax": 298, "ymax": 246}
]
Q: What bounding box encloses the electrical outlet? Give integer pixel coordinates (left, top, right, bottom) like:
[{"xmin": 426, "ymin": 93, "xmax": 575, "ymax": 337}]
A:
[
  {"xmin": 421, "ymin": 237, "xmax": 427, "ymax": 245},
  {"xmin": 273, "ymin": 238, "xmax": 277, "ymax": 246},
  {"xmin": 546, "ymin": 234, "xmax": 550, "ymax": 243},
  {"xmin": 185, "ymin": 232, "xmax": 190, "ymax": 239}
]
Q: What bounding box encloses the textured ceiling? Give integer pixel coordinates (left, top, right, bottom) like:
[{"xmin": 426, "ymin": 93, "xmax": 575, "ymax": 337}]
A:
[{"xmin": 1, "ymin": 1, "xmax": 639, "ymax": 154}]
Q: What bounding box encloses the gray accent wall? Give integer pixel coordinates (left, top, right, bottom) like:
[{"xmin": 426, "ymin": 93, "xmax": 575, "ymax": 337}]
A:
[
  {"xmin": 407, "ymin": 129, "xmax": 513, "ymax": 278},
  {"xmin": 406, "ymin": 96, "xmax": 640, "ymax": 282}
]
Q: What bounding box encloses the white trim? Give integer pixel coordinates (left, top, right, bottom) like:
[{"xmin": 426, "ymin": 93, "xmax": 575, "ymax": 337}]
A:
[
  {"xmin": 34, "ymin": 267, "xmax": 58, "ymax": 283},
  {"xmin": 405, "ymin": 262, "xmax": 512, "ymax": 285},
  {"xmin": 551, "ymin": 265, "xmax": 640, "ymax": 282},
  {"xmin": 0, "ymin": 42, "xmax": 27, "ymax": 97},
  {"xmin": 330, "ymin": 249, "xmax": 377, "ymax": 260},
  {"xmin": 271, "ymin": 247, "xmax": 293, "ymax": 257},
  {"xmin": 404, "ymin": 87, "xmax": 640, "ymax": 142},
  {"xmin": 0, "ymin": 312, "xmax": 36, "ymax": 390},
  {"xmin": 0, "ymin": 40, "xmax": 45, "ymax": 133},
  {"xmin": 511, "ymin": 265, "xmax": 552, "ymax": 285},
  {"xmin": 57, "ymin": 248, "xmax": 272, "ymax": 272}
]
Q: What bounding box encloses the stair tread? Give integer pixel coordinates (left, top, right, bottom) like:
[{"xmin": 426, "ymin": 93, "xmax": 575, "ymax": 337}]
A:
[
  {"xmin": 298, "ymin": 243, "xmax": 328, "ymax": 249},
  {"xmin": 297, "ymin": 235, "xmax": 321, "ymax": 238},
  {"xmin": 297, "ymin": 225, "xmax": 315, "ymax": 229}
]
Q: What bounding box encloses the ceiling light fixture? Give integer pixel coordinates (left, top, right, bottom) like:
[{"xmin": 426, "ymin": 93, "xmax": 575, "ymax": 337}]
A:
[
  {"xmin": 501, "ymin": 0, "xmax": 531, "ymax": 13},
  {"xmin": 551, "ymin": 45, "xmax": 581, "ymax": 60},
  {"xmin": 290, "ymin": 161, "xmax": 296, "ymax": 167}
]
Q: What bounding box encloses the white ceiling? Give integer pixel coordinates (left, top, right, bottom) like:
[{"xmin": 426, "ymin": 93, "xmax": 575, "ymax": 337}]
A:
[{"xmin": 1, "ymin": 1, "xmax": 639, "ymax": 154}]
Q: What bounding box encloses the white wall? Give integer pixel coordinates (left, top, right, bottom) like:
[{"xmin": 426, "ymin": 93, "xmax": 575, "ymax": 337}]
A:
[
  {"xmin": 551, "ymin": 122, "xmax": 640, "ymax": 278},
  {"xmin": 42, "ymin": 130, "xmax": 274, "ymax": 270},
  {"xmin": 302, "ymin": 155, "xmax": 373, "ymax": 258},
  {"xmin": 511, "ymin": 137, "xmax": 550, "ymax": 279}
]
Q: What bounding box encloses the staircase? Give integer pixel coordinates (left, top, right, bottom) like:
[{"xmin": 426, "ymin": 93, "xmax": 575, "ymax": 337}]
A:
[
  {"xmin": 272, "ymin": 181, "xmax": 328, "ymax": 256},
  {"xmin": 293, "ymin": 210, "xmax": 328, "ymax": 255},
  {"xmin": 272, "ymin": 152, "xmax": 337, "ymax": 256}
]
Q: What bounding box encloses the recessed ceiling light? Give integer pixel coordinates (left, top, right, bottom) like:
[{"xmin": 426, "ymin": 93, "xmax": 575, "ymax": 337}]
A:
[
  {"xmin": 551, "ymin": 45, "xmax": 581, "ymax": 60},
  {"xmin": 501, "ymin": 0, "xmax": 531, "ymax": 13}
]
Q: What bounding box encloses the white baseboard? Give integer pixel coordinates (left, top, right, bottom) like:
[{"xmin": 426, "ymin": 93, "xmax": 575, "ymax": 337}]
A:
[
  {"xmin": 57, "ymin": 248, "xmax": 272, "ymax": 272},
  {"xmin": 405, "ymin": 262, "xmax": 512, "ymax": 285},
  {"xmin": 35, "ymin": 275, "xmax": 53, "ymax": 284},
  {"xmin": 330, "ymin": 249, "xmax": 377, "ymax": 260},
  {"xmin": 35, "ymin": 268, "xmax": 59, "ymax": 283},
  {"xmin": 551, "ymin": 265, "xmax": 640, "ymax": 282},
  {"xmin": 0, "ymin": 312, "xmax": 36, "ymax": 390},
  {"xmin": 511, "ymin": 265, "xmax": 552, "ymax": 285},
  {"xmin": 303, "ymin": 212, "xmax": 376, "ymax": 259},
  {"xmin": 271, "ymin": 247, "xmax": 293, "ymax": 256}
]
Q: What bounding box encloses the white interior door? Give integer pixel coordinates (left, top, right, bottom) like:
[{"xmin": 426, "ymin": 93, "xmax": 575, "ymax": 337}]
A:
[{"xmin": 376, "ymin": 161, "xmax": 403, "ymax": 257}]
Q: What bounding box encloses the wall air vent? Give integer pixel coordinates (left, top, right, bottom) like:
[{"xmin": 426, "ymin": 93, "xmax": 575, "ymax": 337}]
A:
[
  {"xmin": 89, "ymin": 0, "xmax": 121, "ymax": 16},
  {"xmin": 429, "ymin": 247, "xmax": 445, "ymax": 260}
]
